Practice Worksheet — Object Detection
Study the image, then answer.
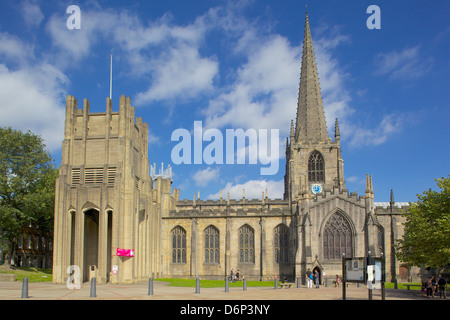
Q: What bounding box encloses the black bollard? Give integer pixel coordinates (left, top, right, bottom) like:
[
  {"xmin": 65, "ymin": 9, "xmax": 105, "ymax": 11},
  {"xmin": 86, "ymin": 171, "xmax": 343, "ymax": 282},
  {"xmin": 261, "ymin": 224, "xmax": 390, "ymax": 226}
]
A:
[
  {"xmin": 90, "ymin": 277, "xmax": 96, "ymax": 298},
  {"xmin": 274, "ymin": 278, "xmax": 278, "ymax": 290},
  {"xmin": 225, "ymin": 277, "xmax": 229, "ymax": 292},
  {"xmin": 297, "ymin": 277, "xmax": 300, "ymax": 288},
  {"xmin": 195, "ymin": 277, "xmax": 200, "ymax": 294},
  {"xmin": 21, "ymin": 277, "xmax": 29, "ymax": 298},
  {"xmin": 243, "ymin": 278, "xmax": 247, "ymax": 291},
  {"xmin": 148, "ymin": 277, "xmax": 153, "ymax": 296}
]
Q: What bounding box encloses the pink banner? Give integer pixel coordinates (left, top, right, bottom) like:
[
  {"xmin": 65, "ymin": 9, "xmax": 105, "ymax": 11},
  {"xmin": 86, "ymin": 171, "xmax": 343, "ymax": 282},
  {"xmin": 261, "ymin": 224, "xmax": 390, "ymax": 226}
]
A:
[{"xmin": 116, "ymin": 248, "xmax": 134, "ymax": 257}]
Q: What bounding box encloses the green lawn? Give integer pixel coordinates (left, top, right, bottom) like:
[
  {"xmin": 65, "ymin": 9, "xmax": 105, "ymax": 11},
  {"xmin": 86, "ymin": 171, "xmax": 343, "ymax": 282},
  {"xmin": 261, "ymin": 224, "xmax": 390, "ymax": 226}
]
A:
[
  {"xmin": 154, "ymin": 278, "xmax": 275, "ymax": 288},
  {"xmin": 0, "ymin": 266, "xmax": 52, "ymax": 282}
]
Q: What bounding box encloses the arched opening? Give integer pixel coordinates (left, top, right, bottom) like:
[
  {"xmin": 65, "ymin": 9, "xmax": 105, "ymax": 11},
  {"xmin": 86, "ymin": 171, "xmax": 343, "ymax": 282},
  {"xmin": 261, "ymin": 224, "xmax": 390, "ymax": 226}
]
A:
[
  {"xmin": 171, "ymin": 226, "xmax": 186, "ymax": 264},
  {"xmin": 239, "ymin": 224, "xmax": 255, "ymax": 264},
  {"xmin": 83, "ymin": 208, "xmax": 99, "ymax": 282},
  {"xmin": 323, "ymin": 212, "xmax": 353, "ymax": 260},
  {"xmin": 204, "ymin": 225, "xmax": 220, "ymax": 264},
  {"xmin": 313, "ymin": 266, "xmax": 322, "ymax": 285},
  {"xmin": 274, "ymin": 224, "xmax": 289, "ymax": 263},
  {"xmin": 106, "ymin": 210, "xmax": 113, "ymax": 282},
  {"xmin": 69, "ymin": 210, "xmax": 76, "ymax": 267},
  {"xmin": 308, "ymin": 151, "xmax": 325, "ymax": 183}
]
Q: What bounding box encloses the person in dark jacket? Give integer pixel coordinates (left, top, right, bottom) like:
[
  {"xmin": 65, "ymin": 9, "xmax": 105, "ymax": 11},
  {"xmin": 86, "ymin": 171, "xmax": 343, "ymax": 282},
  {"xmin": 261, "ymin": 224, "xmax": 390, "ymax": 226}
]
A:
[{"xmin": 437, "ymin": 274, "xmax": 447, "ymax": 299}]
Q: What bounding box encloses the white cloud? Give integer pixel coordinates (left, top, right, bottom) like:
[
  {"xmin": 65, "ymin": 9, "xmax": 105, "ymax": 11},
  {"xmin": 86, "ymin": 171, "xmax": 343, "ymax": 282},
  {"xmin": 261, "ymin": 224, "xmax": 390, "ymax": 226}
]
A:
[
  {"xmin": 374, "ymin": 46, "xmax": 432, "ymax": 80},
  {"xmin": 21, "ymin": 1, "xmax": 44, "ymax": 29},
  {"xmin": 207, "ymin": 179, "xmax": 284, "ymax": 200},
  {"xmin": 46, "ymin": 7, "xmax": 219, "ymax": 104},
  {"xmin": 193, "ymin": 167, "xmax": 220, "ymax": 187},
  {"xmin": 135, "ymin": 45, "xmax": 218, "ymax": 104},
  {"xmin": 0, "ymin": 64, "xmax": 67, "ymax": 152},
  {"xmin": 203, "ymin": 34, "xmax": 300, "ymax": 142},
  {"xmin": 346, "ymin": 114, "xmax": 404, "ymax": 147},
  {"xmin": 0, "ymin": 32, "xmax": 35, "ymax": 64}
]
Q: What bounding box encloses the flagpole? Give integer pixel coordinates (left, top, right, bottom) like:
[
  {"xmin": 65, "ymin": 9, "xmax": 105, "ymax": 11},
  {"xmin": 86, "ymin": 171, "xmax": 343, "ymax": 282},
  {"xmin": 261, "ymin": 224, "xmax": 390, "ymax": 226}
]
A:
[{"xmin": 109, "ymin": 54, "xmax": 113, "ymax": 99}]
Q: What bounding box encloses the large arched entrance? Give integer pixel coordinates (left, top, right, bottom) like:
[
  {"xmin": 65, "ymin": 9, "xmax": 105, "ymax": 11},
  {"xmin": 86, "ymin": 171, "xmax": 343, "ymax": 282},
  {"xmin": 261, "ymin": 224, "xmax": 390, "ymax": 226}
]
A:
[{"xmin": 83, "ymin": 209, "xmax": 99, "ymax": 282}]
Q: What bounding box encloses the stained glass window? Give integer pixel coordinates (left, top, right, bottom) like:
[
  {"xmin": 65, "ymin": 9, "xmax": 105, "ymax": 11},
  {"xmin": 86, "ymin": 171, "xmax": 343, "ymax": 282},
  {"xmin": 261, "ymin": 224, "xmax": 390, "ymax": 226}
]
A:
[
  {"xmin": 308, "ymin": 151, "xmax": 325, "ymax": 183},
  {"xmin": 171, "ymin": 226, "xmax": 186, "ymax": 264},
  {"xmin": 204, "ymin": 225, "xmax": 220, "ymax": 264},
  {"xmin": 323, "ymin": 212, "xmax": 352, "ymax": 260},
  {"xmin": 274, "ymin": 224, "xmax": 289, "ymax": 263},
  {"xmin": 239, "ymin": 225, "xmax": 255, "ymax": 263}
]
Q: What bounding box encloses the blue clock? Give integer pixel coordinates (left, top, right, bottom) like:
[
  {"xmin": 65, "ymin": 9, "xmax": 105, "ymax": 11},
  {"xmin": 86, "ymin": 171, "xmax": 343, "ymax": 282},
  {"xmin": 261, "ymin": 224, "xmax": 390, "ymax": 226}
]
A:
[{"xmin": 311, "ymin": 184, "xmax": 323, "ymax": 194}]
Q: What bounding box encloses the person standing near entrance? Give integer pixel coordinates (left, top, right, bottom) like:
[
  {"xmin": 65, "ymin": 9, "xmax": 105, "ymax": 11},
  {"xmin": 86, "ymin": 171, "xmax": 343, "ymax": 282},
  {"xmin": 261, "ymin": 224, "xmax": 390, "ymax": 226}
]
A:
[
  {"xmin": 305, "ymin": 269, "xmax": 312, "ymax": 288},
  {"xmin": 314, "ymin": 270, "xmax": 320, "ymax": 288}
]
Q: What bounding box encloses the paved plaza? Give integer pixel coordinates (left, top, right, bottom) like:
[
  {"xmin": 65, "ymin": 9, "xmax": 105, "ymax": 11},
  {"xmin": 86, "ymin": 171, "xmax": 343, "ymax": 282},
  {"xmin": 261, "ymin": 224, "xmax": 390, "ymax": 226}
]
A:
[{"xmin": 0, "ymin": 280, "xmax": 434, "ymax": 300}]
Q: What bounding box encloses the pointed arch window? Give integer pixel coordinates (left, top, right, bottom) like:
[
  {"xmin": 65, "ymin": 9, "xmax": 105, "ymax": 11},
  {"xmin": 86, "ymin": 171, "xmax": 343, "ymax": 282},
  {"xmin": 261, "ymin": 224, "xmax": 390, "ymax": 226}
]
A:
[
  {"xmin": 239, "ymin": 225, "xmax": 255, "ymax": 264},
  {"xmin": 274, "ymin": 224, "xmax": 289, "ymax": 263},
  {"xmin": 204, "ymin": 225, "xmax": 220, "ymax": 264},
  {"xmin": 308, "ymin": 151, "xmax": 324, "ymax": 183},
  {"xmin": 171, "ymin": 226, "xmax": 186, "ymax": 264},
  {"xmin": 323, "ymin": 212, "xmax": 352, "ymax": 260}
]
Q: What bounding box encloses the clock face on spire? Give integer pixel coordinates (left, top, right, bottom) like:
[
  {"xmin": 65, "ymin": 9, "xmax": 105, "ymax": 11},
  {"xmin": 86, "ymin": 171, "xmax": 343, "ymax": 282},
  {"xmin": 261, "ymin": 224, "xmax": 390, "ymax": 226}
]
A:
[{"xmin": 311, "ymin": 184, "xmax": 322, "ymax": 194}]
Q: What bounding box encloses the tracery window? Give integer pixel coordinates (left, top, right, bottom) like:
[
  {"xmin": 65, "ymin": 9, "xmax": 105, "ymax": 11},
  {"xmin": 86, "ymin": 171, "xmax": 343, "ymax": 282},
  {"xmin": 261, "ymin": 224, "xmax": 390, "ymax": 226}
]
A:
[
  {"xmin": 171, "ymin": 226, "xmax": 186, "ymax": 264},
  {"xmin": 323, "ymin": 212, "xmax": 352, "ymax": 260},
  {"xmin": 308, "ymin": 151, "xmax": 324, "ymax": 183},
  {"xmin": 274, "ymin": 224, "xmax": 289, "ymax": 263},
  {"xmin": 239, "ymin": 225, "xmax": 255, "ymax": 263},
  {"xmin": 204, "ymin": 225, "xmax": 220, "ymax": 264}
]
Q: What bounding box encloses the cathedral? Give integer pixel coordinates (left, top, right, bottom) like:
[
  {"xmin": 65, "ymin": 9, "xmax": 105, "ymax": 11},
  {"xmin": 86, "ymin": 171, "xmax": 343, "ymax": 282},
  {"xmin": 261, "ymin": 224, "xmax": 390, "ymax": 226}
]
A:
[{"xmin": 52, "ymin": 12, "xmax": 410, "ymax": 285}]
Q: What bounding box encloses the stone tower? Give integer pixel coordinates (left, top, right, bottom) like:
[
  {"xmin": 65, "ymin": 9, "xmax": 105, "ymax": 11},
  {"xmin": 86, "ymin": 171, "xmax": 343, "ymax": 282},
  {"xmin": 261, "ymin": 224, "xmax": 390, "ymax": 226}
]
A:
[
  {"xmin": 52, "ymin": 95, "xmax": 172, "ymax": 284},
  {"xmin": 284, "ymin": 11, "xmax": 345, "ymax": 205},
  {"xmin": 284, "ymin": 11, "xmax": 382, "ymax": 280}
]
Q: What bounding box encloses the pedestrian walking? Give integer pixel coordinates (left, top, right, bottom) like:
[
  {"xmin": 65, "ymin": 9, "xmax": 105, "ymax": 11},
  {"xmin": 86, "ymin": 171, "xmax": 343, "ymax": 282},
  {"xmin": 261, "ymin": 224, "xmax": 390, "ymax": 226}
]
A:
[
  {"xmin": 438, "ymin": 274, "xmax": 447, "ymax": 299},
  {"xmin": 431, "ymin": 276, "xmax": 437, "ymax": 298},
  {"xmin": 426, "ymin": 277, "xmax": 433, "ymax": 298}
]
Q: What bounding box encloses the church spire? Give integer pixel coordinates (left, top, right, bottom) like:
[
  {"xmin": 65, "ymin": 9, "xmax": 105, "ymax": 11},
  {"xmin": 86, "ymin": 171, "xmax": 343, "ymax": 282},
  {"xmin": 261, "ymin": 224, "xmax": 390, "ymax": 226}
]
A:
[{"xmin": 295, "ymin": 11, "xmax": 328, "ymax": 143}]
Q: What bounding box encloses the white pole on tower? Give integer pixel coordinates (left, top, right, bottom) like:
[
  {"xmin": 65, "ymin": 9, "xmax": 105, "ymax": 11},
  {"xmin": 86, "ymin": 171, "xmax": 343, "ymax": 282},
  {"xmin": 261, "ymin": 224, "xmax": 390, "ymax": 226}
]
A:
[{"xmin": 109, "ymin": 54, "xmax": 113, "ymax": 99}]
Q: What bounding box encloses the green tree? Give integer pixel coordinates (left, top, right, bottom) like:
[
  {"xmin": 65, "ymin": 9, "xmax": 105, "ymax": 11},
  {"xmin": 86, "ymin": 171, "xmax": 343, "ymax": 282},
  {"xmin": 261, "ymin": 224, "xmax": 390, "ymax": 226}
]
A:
[
  {"xmin": 0, "ymin": 127, "xmax": 58, "ymax": 266},
  {"xmin": 396, "ymin": 176, "xmax": 450, "ymax": 269}
]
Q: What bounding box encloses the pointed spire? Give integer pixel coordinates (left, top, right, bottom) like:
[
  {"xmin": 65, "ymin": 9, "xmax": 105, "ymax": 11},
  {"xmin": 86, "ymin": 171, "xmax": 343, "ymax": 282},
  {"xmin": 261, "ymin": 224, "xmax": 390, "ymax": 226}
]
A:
[
  {"xmin": 295, "ymin": 11, "xmax": 328, "ymax": 143},
  {"xmin": 335, "ymin": 118, "xmax": 340, "ymax": 140}
]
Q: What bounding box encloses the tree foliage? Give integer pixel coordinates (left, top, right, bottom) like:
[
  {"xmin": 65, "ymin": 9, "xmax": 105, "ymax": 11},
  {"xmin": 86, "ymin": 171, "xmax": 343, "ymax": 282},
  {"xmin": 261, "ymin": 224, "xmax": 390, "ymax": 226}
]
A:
[
  {"xmin": 0, "ymin": 127, "xmax": 57, "ymax": 264},
  {"xmin": 396, "ymin": 176, "xmax": 450, "ymax": 268}
]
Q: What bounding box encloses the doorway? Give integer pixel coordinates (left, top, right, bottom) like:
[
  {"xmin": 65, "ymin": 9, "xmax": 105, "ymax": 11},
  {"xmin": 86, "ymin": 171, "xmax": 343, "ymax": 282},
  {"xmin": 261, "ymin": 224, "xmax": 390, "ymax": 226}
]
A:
[
  {"xmin": 106, "ymin": 210, "xmax": 112, "ymax": 282},
  {"xmin": 83, "ymin": 209, "xmax": 99, "ymax": 282},
  {"xmin": 312, "ymin": 266, "xmax": 322, "ymax": 285}
]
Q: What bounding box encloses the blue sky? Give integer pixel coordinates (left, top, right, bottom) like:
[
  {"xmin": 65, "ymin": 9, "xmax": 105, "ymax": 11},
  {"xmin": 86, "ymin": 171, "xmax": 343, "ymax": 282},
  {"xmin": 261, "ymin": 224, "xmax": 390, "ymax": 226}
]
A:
[{"xmin": 0, "ymin": 0, "xmax": 448, "ymax": 202}]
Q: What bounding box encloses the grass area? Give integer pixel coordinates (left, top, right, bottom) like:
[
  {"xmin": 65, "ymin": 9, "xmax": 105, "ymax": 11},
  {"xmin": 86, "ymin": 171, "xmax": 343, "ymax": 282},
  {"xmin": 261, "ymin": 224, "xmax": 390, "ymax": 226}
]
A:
[
  {"xmin": 155, "ymin": 278, "xmax": 275, "ymax": 288},
  {"xmin": 154, "ymin": 278, "xmax": 450, "ymax": 292},
  {"xmin": 0, "ymin": 266, "xmax": 52, "ymax": 282},
  {"xmin": 384, "ymin": 282, "xmax": 420, "ymax": 290}
]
